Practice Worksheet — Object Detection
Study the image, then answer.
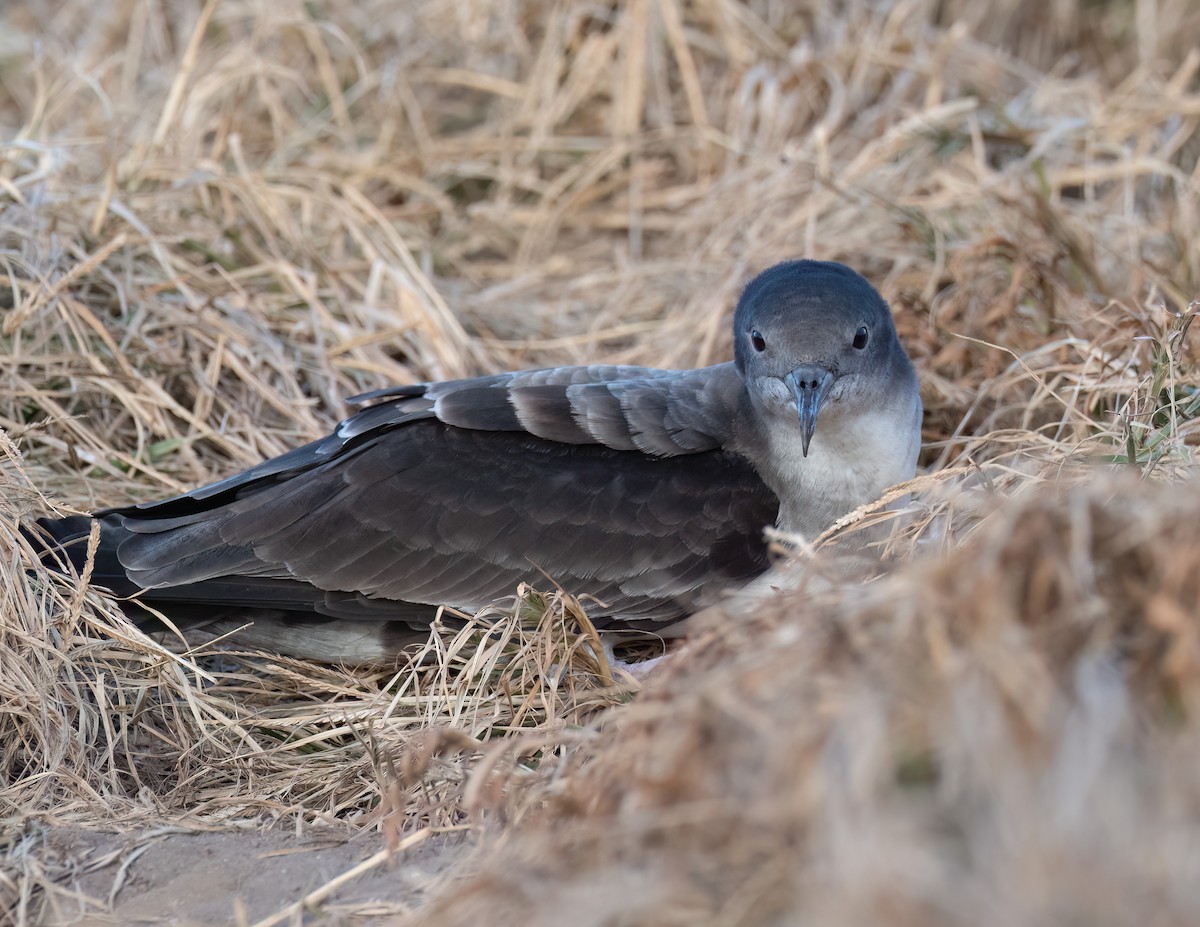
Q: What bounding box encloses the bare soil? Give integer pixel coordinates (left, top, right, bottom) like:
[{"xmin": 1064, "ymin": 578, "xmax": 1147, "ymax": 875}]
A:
[{"xmin": 31, "ymin": 824, "xmax": 466, "ymax": 926}]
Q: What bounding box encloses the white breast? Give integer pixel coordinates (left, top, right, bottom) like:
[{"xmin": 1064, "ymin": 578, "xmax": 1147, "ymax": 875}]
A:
[{"xmin": 763, "ymin": 400, "xmax": 920, "ymax": 539}]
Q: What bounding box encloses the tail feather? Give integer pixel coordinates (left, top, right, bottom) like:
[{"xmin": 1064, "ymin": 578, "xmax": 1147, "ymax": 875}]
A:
[{"xmin": 24, "ymin": 514, "xmax": 143, "ymax": 598}]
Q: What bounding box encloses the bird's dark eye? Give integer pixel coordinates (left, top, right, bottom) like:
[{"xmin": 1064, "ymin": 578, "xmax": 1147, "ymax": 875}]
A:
[
  {"xmin": 750, "ymin": 330, "xmax": 766, "ymax": 352},
  {"xmin": 852, "ymin": 326, "xmax": 869, "ymax": 350}
]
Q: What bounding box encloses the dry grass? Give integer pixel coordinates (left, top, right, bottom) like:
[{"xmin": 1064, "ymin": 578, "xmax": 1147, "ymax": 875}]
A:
[
  {"xmin": 417, "ymin": 473, "xmax": 1200, "ymax": 927},
  {"xmin": 2, "ymin": 0, "xmax": 1200, "ymax": 924}
]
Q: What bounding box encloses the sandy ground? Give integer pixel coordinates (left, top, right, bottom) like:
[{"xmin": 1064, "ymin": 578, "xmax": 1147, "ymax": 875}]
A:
[{"xmin": 30, "ymin": 825, "xmax": 466, "ymax": 925}]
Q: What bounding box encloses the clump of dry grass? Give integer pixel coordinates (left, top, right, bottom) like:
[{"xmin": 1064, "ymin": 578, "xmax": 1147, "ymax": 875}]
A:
[
  {"xmin": 414, "ymin": 472, "xmax": 1200, "ymax": 927},
  {"xmin": 2, "ymin": 0, "xmax": 1200, "ymax": 924},
  {"xmin": 1, "ymin": 489, "xmax": 624, "ymax": 921},
  {"xmin": 1, "ymin": 501, "xmax": 621, "ymax": 818}
]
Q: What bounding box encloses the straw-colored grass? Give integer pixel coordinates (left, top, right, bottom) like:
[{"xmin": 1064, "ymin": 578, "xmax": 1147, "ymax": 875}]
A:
[
  {"xmin": 2, "ymin": 0, "xmax": 1200, "ymax": 923},
  {"xmin": 417, "ymin": 472, "xmax": 1200, "ymax": 927}
]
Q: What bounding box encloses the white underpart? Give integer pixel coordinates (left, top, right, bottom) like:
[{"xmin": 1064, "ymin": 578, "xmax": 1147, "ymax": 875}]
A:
[{"xmin": 763, "ymin": 395, "xmax": 921, "ymax": 539}]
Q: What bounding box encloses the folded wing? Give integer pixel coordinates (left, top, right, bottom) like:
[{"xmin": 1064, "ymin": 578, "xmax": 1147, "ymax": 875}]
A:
[{"xmin": 108, "ymin": 364, "xmax": 775, "ymax": 629}]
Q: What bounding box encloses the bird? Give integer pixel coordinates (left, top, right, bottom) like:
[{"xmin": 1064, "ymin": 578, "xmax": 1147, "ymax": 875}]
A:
[{"xmin": 28, "ymin": 260, "xmax": 922, "ymax": 662}]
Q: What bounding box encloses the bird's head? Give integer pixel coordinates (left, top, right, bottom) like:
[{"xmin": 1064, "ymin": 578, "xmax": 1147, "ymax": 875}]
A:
[{"xmin": 733, "ymin": 260, "xmax": 909, "ymax": 457}]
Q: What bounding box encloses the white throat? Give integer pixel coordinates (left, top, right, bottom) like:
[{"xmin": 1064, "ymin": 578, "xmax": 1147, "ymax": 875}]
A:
[{"xmin": 759, "ymin": 398, "xmax": 920, "ymax": 539}]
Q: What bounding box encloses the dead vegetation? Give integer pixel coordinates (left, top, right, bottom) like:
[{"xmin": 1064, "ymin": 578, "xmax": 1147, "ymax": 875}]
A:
[
  {"xmin": 2, "ymin": 0, "xmax": 1200, "ymax": 924},
  {"xmin": 416, "ymin": 474, "xmax": 1200, "ymax": 927}
]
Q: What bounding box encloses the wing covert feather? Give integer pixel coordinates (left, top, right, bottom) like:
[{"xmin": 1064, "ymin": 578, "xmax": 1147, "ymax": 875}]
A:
[
  {"xmin": 422, "ymin": 363, "xmax": 742, "ymax": 454},
  {"xmin": 120, "ymin": 363, "xmax": 743, "ymax": 527}
]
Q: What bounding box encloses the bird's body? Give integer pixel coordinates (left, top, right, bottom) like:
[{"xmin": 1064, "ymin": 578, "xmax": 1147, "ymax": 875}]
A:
[{"xmin": 30, "ymin": 260, "xmax": 922, "ymax": 661}]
